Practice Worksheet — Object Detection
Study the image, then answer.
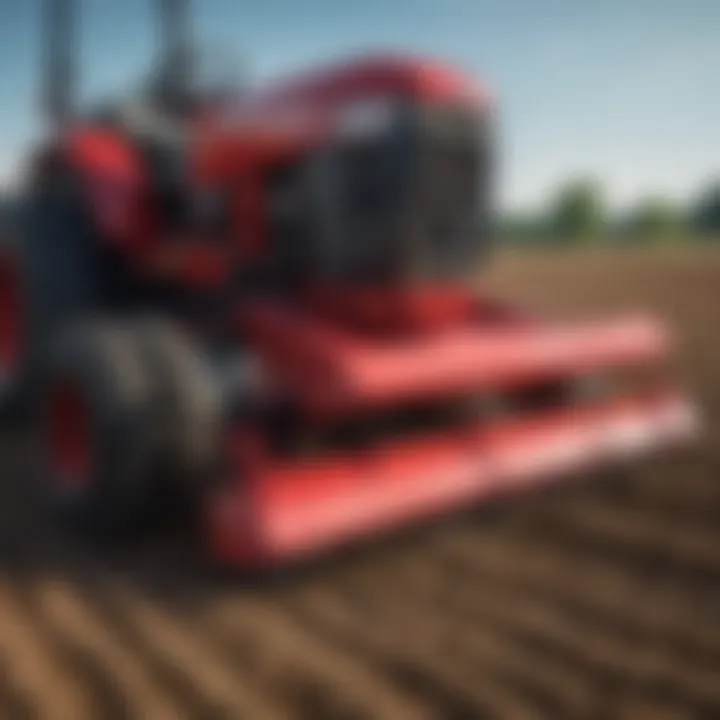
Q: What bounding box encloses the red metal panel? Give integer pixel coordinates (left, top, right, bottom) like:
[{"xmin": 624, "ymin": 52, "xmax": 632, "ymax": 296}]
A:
[
  {"xmin": 232, "ymin": 54, "xmax": 487, "ymax": 119},
  {"xmin": 63, "ymin": 126, "xmax": 149, "ymax": 248},
  {"xmin": 240, "ymin": 300, "xmax": 671, "ymax": 415},
  {"xmin": 206, "ymin": 391, "xmax": 698, "ymax": 567}
]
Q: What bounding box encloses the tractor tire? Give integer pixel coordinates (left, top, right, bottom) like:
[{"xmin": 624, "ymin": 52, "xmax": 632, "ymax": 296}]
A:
[
  {"xmin": 127, "ymin": 317, "xmax": 223, "ymax": 504},
  {"xmin": 36, "ymin": 320, "xmax": 155, "ymax": 534}
]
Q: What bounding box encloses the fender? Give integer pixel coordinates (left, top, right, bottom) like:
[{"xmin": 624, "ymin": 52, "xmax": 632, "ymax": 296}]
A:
[{"xmin": 61, "ymin": 126, "xmax": 151, "ymax": 254}]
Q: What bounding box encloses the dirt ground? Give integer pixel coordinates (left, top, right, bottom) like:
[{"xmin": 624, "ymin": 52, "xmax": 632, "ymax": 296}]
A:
[{"xmin": 0, "ymin": 247, "xmax": 719, "ymax": 720}]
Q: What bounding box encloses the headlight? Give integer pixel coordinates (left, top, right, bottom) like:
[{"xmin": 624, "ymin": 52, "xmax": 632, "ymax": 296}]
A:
[{"xmin": 334, "ymin": 97, "xmax": 398, "ymax": 141}]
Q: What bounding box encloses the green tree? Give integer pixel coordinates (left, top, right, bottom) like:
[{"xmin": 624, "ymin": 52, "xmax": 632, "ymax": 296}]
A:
[
  {"xmin": 497, "ymin": 211, "xmax": 546, "ymax": 245},
  {"xmin": 691, "ymin": 181, "xmax": 720, "ymax": 234},
  {"xmin": 550, "ymin": 178, "xmax": 606, "ymax": 240},
  {"xmin": 625, "ymin": 197, "xmax": 681, "ymax": 240}
]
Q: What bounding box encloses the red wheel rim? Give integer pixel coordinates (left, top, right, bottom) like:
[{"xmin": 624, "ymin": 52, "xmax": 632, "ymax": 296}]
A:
[
  {"xmin": 46, "ymin": 381, "xmax": 91, "ymax": 490},
  {"xmin": 0, "ymin": 250, "xmax": 22, "ymax": 377}
]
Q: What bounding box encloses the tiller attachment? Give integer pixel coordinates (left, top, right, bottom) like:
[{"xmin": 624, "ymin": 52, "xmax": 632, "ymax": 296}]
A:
[{"xmin": 207, "ymin": 296, "xmax": 699, "ymax": 568}]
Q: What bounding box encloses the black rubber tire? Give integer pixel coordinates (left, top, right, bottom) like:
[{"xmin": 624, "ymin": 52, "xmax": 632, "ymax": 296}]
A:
[
  {"xmin": 127, "ymin": 317, "xmax": 223, "ymax": 503},
  {"xmin": 36, "ymin": 320, "xmax": 155, "ymax": 534}
]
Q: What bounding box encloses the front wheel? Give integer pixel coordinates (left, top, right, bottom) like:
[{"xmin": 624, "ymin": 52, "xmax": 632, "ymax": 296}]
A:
[
  {"xmin": 37, "ymin": 320, "xmax": 156, "ymax": 534},
  {"xmin": 127, "ymin": 317, "xmax": 224, "ymax": 506}
]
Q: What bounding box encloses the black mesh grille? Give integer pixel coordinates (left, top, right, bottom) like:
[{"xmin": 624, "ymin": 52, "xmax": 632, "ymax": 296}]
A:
[
  {"xmin": 408, "ymin": 105, "xmax": 491, "ymax": 279},
  {"xmin": 263, "ymin": 101, "xmax": 492, "ymax": 287},
  {"xmin": 326, "ymin": 102, "xmax": 491, "ymax": 283}
]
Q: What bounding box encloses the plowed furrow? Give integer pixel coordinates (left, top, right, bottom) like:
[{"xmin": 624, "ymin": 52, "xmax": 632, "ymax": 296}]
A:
[
  {"xmin": 604, "ymin": 694, "xmax": 707, "ymax": 720},
  {"xmin": 93, "ymin": 583, "xmax": 288, "ymax": 720},
  {"xmin": 29, "ymin": 578, "xmax": 186, "ymax": 720},
  {"xmin": 435, "ymin": 526, "xmax": 720, "ymax": 661},
  {"xmin": 593, "ymin": 456, "xmax": 719, "ymax": 507},
  {"xmin": 505, "ymin": 496, "xmax": 720, "ymax": 582},
  {"xmin": 0, "ymin": 656, "xmax": 36, "ymax": 720},
  {"xmin": 0, "ymin": 583, "xmax": 97, "ymax": 720},
  {"xmin": 287, "ymin": 581, "xmax": 560, "ymax": 720},
  {"xmin": 199, "ymin": 594, "xmax": 429, "ymax": 720},
  {"xmin": 379, "ymin": 542, "xmax": 720, "ymax": 715},
  {"xmin": 333, "ymin": 557, "xmax": 604, "ymax": 718}
]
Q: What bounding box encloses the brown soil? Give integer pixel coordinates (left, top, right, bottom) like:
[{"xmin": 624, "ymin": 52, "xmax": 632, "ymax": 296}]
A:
[{"xmin": 1, "ymin": 247, "xmax": 719, "ymax": 720}]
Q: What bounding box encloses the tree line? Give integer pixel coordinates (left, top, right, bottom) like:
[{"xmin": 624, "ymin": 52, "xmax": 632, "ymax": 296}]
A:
[{"xmin": 499, "ymin": 177, "xmax": 720, "ymax": 245}]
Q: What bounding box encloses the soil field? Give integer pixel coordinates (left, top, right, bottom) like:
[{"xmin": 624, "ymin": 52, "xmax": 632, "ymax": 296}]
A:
[{"xmin": 0, "ymin": 247, "xmax": 719, "ymax": 720}]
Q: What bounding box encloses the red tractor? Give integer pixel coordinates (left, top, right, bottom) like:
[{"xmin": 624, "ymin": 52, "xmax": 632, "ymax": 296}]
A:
[{"xmin": 0, "ymin": 0, "xmax": 698, "ymax": 567}]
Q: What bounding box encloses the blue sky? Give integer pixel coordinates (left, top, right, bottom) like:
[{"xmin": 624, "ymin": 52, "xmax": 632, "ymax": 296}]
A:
[{"xmin": 0, "ymin": 0, "xmax": 718, "ymax": 210}]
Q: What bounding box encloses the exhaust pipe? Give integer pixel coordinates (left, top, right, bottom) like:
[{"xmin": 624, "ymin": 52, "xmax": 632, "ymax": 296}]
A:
[
  {"xmin": 41, "ymin": 0, "xmax": 77, "ymax": 128},
  {"xmin": 155, "ymin": 0, "xmax": 194, "ymax": 113}
]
